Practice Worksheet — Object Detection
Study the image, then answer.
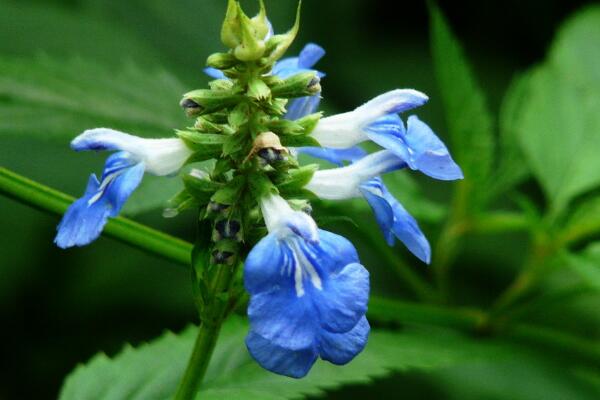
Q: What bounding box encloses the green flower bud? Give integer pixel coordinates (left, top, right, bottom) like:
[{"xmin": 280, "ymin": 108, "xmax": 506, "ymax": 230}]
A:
[
  {"xmin": 250, "ymin": 0, "xmax": 269, "ymax": 39},
  {"xmin": 221, "ymin": 0, "xmax": 242, "ymax": 48},
  {"xmin": 181, "ymin": 88, "xmax": 242, "ymax": 115},
  {"xmin": 206, "ymin": 52, "xmax": 239, "ymax": 70},
  {"xmin": 179, "ymin": 98, "xmax": 202, "ymax": 117},
  {"xmin": 270, "ymin": 72, "xmax": 320, "ymax": 98},
  {"xmin": 233, "ymin": 8, "xmax": 266, "ymax": 61}
]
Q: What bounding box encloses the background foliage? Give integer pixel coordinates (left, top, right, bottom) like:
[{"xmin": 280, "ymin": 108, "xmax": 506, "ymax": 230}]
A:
[{"xmin": 1, "ymin": 0, "xmax": 600, "ymax": 398}]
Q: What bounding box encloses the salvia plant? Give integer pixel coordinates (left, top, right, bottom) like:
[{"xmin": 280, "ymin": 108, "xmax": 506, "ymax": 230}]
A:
[
  {"xmin": 3, "ymin": 0, "xmax": 600, "ymax": 398},
  {"xmin": 51, "ymin": 0, "xmax": 461, "ymax": 395}
]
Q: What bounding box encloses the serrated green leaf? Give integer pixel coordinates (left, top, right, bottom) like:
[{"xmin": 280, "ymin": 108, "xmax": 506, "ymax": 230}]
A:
[
  {"xmin": 429, "ymin": 4, "xmax": 494, "ymax": 195},
  {"xmin": 514, "ymin": 7, "xmax": 600, "ymax": 213},
  {"xmin": 60, "ymin": 316, "xmax": 511, "ymax": 400}
]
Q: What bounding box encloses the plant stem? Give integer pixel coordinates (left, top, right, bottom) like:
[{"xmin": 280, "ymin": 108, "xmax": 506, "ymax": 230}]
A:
[
  {"xmin": 368, "ymin": 297, "xmax": 600, "ymax": 369},
  {"xmin": 0, "ymin": 167, "xmax": 192, "ymax": 265},
  {"xmin": 175, "ymin": 251, "xmax": 237, "ymax": 398},
  {"xmin": 174, "ymin": 322, "xmax": 221, "ymax": 400},
  {"xmin": 432, "ymin": 180, "xmax": 471, "ymax": 302}
]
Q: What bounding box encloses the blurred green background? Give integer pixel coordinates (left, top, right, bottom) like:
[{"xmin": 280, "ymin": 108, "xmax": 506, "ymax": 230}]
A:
[{"xmin": 1, "ymin": 0, "xmax": 600, "ymax": 399}]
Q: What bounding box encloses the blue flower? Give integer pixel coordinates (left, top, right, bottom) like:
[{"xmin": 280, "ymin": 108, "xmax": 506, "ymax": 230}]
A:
[
  {"xmin": 301, "ymin": 147, "xmax": 431, "ymax": 263},
  {"xmin": 205, "ymin": 43, "xmax": 325, "ymax": 121},
  {"xmin": 55, "ymin": 128, "xmax": 192, "ymax": 248},
  {"xmin": 309, "ymin": 90, "xmax": 463, "ymax": 181},
  {"xmin": 244, "ymin": 194, "xmax": 370, "ymax": 378},
  {"xmin": 365, "ymin": 114, "xmax": 463, "ymax": 180}
]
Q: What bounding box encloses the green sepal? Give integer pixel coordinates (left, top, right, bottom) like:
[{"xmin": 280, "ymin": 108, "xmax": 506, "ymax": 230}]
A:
[
  {"xmin": 181, "ymin": 88, "xmax": 242, "ymax": 115},
  {"xmin": 206, "ymin": 52, "xmax": 239, "ymax": 70},
  {"xmin": 295, "ymin": 112, "xmax": 322, "ymax": 133},
  {"xmin": 211, "ymin": 175, "xmax": 246, "ymax": 206},
  {"xmin": 266, "ymin": 118, "xmax": 303, "ymax": 136},
  {"xmin": 247, "ymin": 76, "xmax": 271, "ymax": 101},
  {"xmin": 233, "ymin": 5, "xmax": 266, "ymax": 61},
  {"xmin": 211, "ymin": 239, "xmax": 241, "ymax": 266},
  {"xmin": 212, "ymin": 158, "xmax": 234, "ymax": 178},
  {"xmin": 183, "ymin": 173, "xmax": 223, "ymax": 204},
  {"xmin": 287, "ymin": 198, "xmax": 312, "ymax": 213},
  {"xmin": 264, "ymin": 2, "xmax": 301, "ymax": 63},
  {"xmin": 221, "ymin": 0, "xmax": 242, "ymax": 48},
  {"xmin": 275, "ymin": 164, "xmax": 318, "ymax": 193},
  {"xmin": 270, "ymin": 71, "xmax": 320, "ymax": 98},
  {"xmin": 279, "ymin": 134, "xmax": 321, "ymax": 147},
  {"xmin": 176, "ymin": 131, "xmax": 225, "ymax": 161},
  {"xmin": 194, "ymin": 117, "xmax": 231, "ymax": 134},
  {"xmin": 228, "ymin": 102, "xmax": 250, "ymax": 130},
  {"xmin": 247, "ymin": 172, "xmax": 277, "ymax": 200},
  {"xmin": 250, "ymin": 0, "xmax": 269, "ymax": 40},
  {"xmin": 222, "ymin": 132, "xmax": 248, "ymax": 156},
  {"xmin": 261, "ymin": 98, "xmax": 288, "ymax": 116},
  {"xmin": 163, "ymin": 189, "xmax": 198, "ymax": 218},
  {"xmin": 208, "ymin": 79, "xmax": 234, "ymax": 91}
]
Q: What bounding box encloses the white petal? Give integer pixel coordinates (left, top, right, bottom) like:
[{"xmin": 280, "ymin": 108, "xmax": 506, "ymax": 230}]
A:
[
  {"xmin": 71, "ymin": 128, "xmax": 193, "ymax": 176},
  {"xmin": 306, "ymin": 150, "xmax": 402, "ymax": 200},
  {"xmin": 260, "ymin": 194, "xmax": 318, "ymax": 242},
  {"xmin": 310, "ymin": 89, "xmax": 428, "ymax": 148}
]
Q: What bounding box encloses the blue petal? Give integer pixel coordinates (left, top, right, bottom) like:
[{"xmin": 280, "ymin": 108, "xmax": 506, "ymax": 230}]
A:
[
  {"xmin": 203, "ymin": 67, "xmax": 226, "ymax": 80},
  {"xmin": 285, "ymin": 94, "xmax": 321, "ymax": 120},
  {"xmin": 54, "ymin": 175, "xmax": 111, "ymax": 248},
  {"xmin": 105, "ymin": 160, "xmax": 145, "ymax": 215},
  {"xmin": 245, "ymin": 331, "xmax": 317, "ymax": 379},
  {"xmin": 382, "ymin": 188, "xmax": 431, "ymax": 264},
  {"xmin": 298, "ymin": 146, "xmax": 367, "ymax": 166},
  {"xmin": 247, "ymin": 285, "xmax": 318, "ymax": 349},
  {"xmin": 360, "ymin": 182, "xmax": 395, "ymax": 246},
  {"xmin": 364, "ymin": 114, "xmax": 411, "ymax": 164},
  {"xmin": 244, "ymin": 233, "xmax": 287, "ymax": 295},
  {"xmin": 310, "ymin": 229, "xmax": 360, "ymax": 274},
  {"xmin": 404, "ymin": 116, "xmax": 463, "ymax": 180},
  {"xmin": 319, "ymin": 316, "xmax": 370, "ymax": 365},
  {"xmin": 313, "ymin": 262, "xmax": 369, "ymax": 333},
  {"xmin": 298, "ymin": 43, "xmax": 325, "ymax": 68},
  {"xmin": 54, "ymin": 153, "xmax": 144, "ymax": 249}
]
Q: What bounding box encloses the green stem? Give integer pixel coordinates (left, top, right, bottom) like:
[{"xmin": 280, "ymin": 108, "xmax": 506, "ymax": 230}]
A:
[
  {"xmin": 174, "ymin": 322, "xmax": 221, "ymax": 400},
  {"xmin": 368, "ymin": 297, "xmax": 600, "ymax": 369},
  {"xmin": 0, "ymin": 167, "xmax": 192, "ymax": 265},
  {"xmin": 175, "ymin": 263, "xmax": 235, "ymax": 399},
  {"xmin": 432, "ymin": 180, "xmax": 471, "ymax": 302}
]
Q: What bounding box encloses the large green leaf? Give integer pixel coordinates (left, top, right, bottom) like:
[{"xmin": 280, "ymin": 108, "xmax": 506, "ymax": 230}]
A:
[
  {"xmin": 429, "ymin": 4, "xmax": 494, "ymax": 196},
  {"xmin": 59, "ymin": 316, "xmax": 510, "ymax": 400},
  {"xmin": 488, "ymin": 73, "xmax": 531, "ymax": 199},
  {"xmin": 0, "ymin": 55, "xmax": 188, "ymax": 141},
  {"xmin": 514, "ymin": 7, "xmax": 600, "ymax": 212}
]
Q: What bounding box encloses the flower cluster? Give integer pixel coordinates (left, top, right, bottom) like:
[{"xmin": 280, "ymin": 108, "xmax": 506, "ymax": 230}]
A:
[{"xmin": 54, "ymin": 0, "xmax": 461, "ymax": 379}]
